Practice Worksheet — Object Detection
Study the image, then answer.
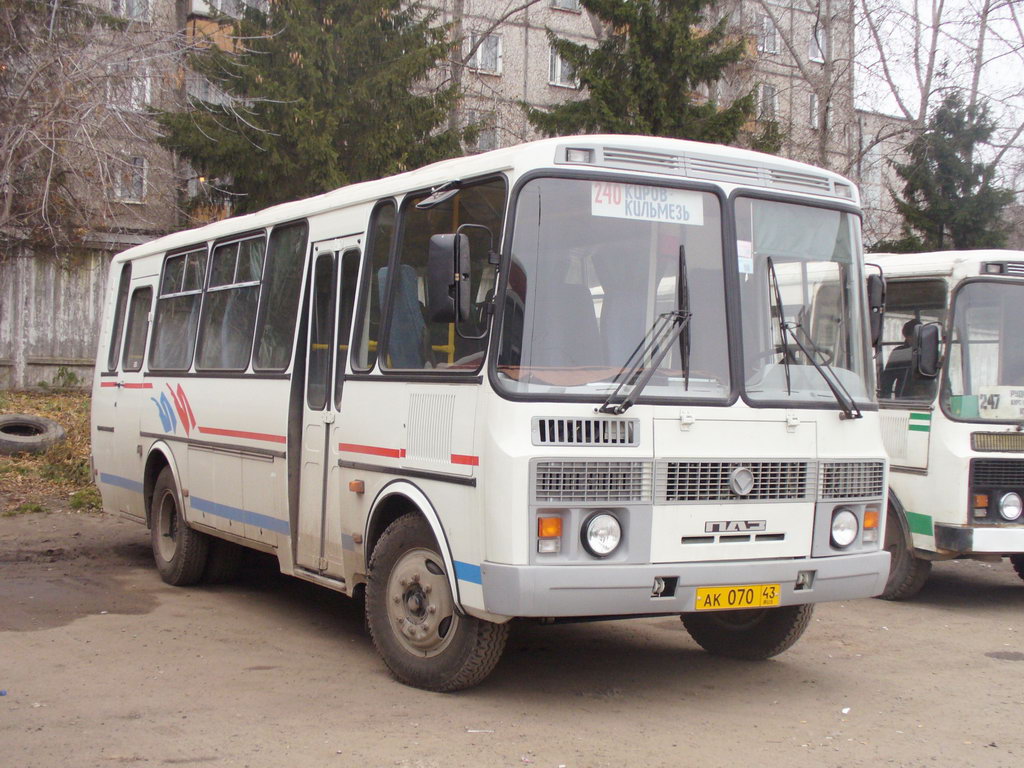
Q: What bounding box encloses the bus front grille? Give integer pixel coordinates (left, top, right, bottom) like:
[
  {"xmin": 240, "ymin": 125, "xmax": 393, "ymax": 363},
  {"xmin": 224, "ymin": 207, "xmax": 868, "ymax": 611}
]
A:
[
  {"xmin": 972, "ymin": 432, "xmax": 1024, "ymax": 453},
  {"xmin": 532, "ymin": 417, "xmax": 639, "ymax": 447},
  {"xmin": 971, "ymin": 458, "xmax": 1024, "ymax": 488},
  {"xmin": 656, "ymin": 460, "xmax": 814, "ymax": 503},
  {"xmin": 819, "ymin": 461, "xmax": 886, "ymax": 500},
  {"xmin": 533, "ymin": 460, "xmax": 652, "ymax": 503}
]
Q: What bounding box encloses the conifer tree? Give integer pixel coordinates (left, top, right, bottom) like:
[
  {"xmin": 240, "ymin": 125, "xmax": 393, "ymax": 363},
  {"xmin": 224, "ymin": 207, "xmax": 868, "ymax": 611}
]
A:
[
  {"xmin": 524, "ymin": 0, "xmax": 756, "ymax": 144},
  {"xmin": 880, "ymin": 93, "xmax": 1014, "ymax": 252},
  {"xmin": 158, "ymin": 0, "xmax": 464, "ymax": 213}
]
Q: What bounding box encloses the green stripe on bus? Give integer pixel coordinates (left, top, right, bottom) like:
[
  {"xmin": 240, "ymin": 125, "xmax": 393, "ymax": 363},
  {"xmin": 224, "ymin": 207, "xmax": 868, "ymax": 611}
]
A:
[
  {"xmin": 906, "ymin": 511, "xmax": 933, "ymax": 536},
  {"xmin": 909, "ymin": 412, "xmax": 932, "ymax": 421},
  {"xmin": 909, "ymin": 424, "xmax": 931, "ymax": 432}
]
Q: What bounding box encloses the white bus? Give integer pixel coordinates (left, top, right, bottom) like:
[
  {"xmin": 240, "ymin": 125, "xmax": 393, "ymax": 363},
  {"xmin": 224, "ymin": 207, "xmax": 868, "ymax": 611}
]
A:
[
  {"xmin": 872, "ymin": 250, "xmax": 1024, "ymax": 598},
  {"xmin": 91, "ymin": 135, "xmax": 889, "ymax": 691}
]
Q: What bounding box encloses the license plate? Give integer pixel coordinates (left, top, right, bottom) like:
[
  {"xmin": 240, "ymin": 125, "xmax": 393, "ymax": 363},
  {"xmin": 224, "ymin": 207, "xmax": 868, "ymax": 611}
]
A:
[{"xmin": 695, "ymin": 583, "xmax": 781, "ymax": 611}]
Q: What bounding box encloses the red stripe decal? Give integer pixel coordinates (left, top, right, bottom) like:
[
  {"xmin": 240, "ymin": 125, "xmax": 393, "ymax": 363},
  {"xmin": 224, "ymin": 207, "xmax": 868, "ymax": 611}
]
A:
[
  {"xmin": 339, "ymin": 443, "xmax": 404, "ymax": 459},
  {"xmin": 123, "ymin": 382, "xmax": 153, "ymax": 389},
  {"xmin": 100, "ymin": 382, "xmax": 118, "ymax": 388},
  {"xmin": 197, "ymin": 426, "xmax": 287, "ymax": 444},
  {"xmin": 450, "ymin": 454, "xmax": 480, "ymax": 466}
]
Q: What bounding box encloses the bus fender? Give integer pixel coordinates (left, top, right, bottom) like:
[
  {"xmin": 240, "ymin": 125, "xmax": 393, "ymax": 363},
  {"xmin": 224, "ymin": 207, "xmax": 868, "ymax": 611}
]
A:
[
  {"xmin": 143, "ymin": 441, "xmax": 185, "ymax": 528},
  {"xmin": 886, "ymin": 488, "xmax": 913, "ymax": 551},
  {"xmin": 364, "ymin": 480, "xmax": 464, "ymax": 612}
]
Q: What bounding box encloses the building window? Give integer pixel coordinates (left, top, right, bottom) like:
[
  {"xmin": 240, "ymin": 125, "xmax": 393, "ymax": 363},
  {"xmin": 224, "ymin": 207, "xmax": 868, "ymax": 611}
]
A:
[
  {"xmin": 758, "ymin": 83, "xmax": 778, "ymax": 122},
  {"xmin": 466, "ymin": 110, "xmax": 497, "ymax": 153},
  {"xmin": 809, "ymin": 94, "xmax": 820, "ymax": 129},
  {"xmin": 809, "ymin": 25, "xmax": 828, "ymax": 63},
  {"xmin": 549, "ymin": 46, "xmax": 578, "ymax": 88},
  {"xmin": 107, "ymin": 63, "xmax": 150, "ymax": 111},
  {"xmin": 467, "ymin": 33, "xmax": 502, "ymax": 75},
  {"xmin": 111, "ymin": 0, "xmax": 150, "ymax": 21},
  {"xmin": 551, "ymin": 0, "xmax": 581, "ymax": 10},
  {"xmin": 112, "ymin": 156, "xmax": 147, "ymax": 202},
  {"xmin": 756, "ymin": 14, "xmax": 778, "ymax": 54}
]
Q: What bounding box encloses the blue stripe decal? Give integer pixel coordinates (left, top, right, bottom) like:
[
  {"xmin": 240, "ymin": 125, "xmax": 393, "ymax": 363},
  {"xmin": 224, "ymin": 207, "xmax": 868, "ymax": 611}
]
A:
[
  {"xmin": 190, "ymin": 496, "xmax": 290, "ymax": 535},
  {"xmin": 99, "ymin": 473, "xmax": 144, "ymax": 494},
  {"xmin": 454, "ymin": 561, "xmax": 482, "ymax": 585}
]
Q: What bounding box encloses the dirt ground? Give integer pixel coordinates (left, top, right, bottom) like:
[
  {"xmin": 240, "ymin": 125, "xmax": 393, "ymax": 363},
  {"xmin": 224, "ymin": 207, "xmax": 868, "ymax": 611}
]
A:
[{"xmin": 1, "ymin": 510, "xmax": 1022, "ymax": 768}]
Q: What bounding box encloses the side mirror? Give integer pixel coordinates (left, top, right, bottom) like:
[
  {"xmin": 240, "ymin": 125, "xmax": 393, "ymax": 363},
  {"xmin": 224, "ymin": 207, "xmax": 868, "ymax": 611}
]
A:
[
  {"xmin": 866, "ymin": 273, "xmax": 886, "ymax": 348},
  {"xmin": 426, "ymin": 234, "xmax": 470, "ymax": 324},
  {"xmin": 913, "ymin": 323, "xmax": 941, "ymax": 378}
]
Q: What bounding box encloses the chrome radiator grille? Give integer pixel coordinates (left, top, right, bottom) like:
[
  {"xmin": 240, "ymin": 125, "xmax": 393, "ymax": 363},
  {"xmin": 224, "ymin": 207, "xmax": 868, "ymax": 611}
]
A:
[
  {"xmin": 656, "ymin": 460, "xmax": 814, "ymax": 503},
  {"xmin": 819, "ymin": 461, "xmax": 886, "ymax": 500},
  {"xmin": 533, "ymin": 460, "xmax": 652, "ymax": 503}
]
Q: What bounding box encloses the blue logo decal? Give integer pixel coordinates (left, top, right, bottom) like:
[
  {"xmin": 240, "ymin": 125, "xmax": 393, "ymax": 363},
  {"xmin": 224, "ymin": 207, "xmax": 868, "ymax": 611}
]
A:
[{"xmin": 151, "ymin": 392, "xmax": 178, "ymax": 433}]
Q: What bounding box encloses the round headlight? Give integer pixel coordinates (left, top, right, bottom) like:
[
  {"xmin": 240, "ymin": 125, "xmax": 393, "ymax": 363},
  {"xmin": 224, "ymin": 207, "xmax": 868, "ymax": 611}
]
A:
[
  {"xmin": 582, "ymin": 512, "xmax": 622, "ymax": 557},
  {"xmin": 830, "ymin": 508, "xmax": 859, "ymax": 548},
  {"xmin": 999, "ymin": 492, "xmax": 1023, "ymax": 521}
]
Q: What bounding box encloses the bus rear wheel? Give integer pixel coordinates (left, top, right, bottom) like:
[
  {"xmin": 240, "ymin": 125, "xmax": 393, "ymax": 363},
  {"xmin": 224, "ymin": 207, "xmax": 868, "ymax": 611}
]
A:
[
  {"xmin": 150, "ymin": 467, "xmax": 209, "ymax": 586},
  {"xmin": 879, "ymin": 507, "xmax": 931, "ymax": 600},
  {"xmin": 681, "ymin": 604, "xmax": 814, "ymax": 660},
  {"xmin": 366, "ymin": 514, "xmax": 508, "ymax": 692}
]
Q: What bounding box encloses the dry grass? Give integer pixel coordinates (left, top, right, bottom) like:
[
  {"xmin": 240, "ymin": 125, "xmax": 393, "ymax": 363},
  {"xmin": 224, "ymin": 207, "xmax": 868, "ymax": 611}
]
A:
[{"xmin": 0, "ymin": 390, "xmax": 100, "ymax": 514}]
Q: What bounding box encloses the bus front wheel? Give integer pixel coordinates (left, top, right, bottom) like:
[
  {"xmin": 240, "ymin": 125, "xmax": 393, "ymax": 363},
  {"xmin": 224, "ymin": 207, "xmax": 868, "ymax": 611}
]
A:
[
  {"xmin": 150, "ymin": 467, "xmax": 209, "ymax": 586},
  {"xmin": 879, "ymin": 506, "xmax": 931, "ymax": 600},
  {"xmin": 366, "ymin": 514, "xmax": 508, "ymax": 692},
  {"xmin": 1010, "ymin": 554, "xmax": 1024, "ymax": 582},
  {"xmin": 681, "ymin": 604, "xmax": 814, "ymax": 660}
]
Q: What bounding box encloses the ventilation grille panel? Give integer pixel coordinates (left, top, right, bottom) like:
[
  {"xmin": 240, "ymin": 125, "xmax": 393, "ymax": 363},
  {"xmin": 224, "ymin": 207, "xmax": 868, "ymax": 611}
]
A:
[
  {"xmin": 768, "ymin": 168, "xmax": 834, "ymax": 194},
  {"xmin": 656, "ymin": 460, "xmax": 814, "ymax": 503},
  {"xmin": 819, "ymin": 461, "xmax": 886, "ymax": 500},
  {"xmin": 534, "ymin": 460, "xmax": 652, "ymax": 503},
  {"xmin": 972, "ymin": 432, "xmax": 1024, "ymax": 453},
  {"xmin": 602, "ymin": 147, "xmax": 682, "ymax": 172},
  {"xmin": 971, "ymin": 458, "xmax": 1024, "ymax": 487},
  {"xmin": 533, "ymin": 417, "xmax": 639, "ymax": 446}
]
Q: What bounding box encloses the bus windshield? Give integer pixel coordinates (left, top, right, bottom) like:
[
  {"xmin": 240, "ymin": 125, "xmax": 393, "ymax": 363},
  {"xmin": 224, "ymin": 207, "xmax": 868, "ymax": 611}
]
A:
[
  {"xmin": 495, "ymin": 177, "xmax": 730, "ymax": 402},
  {"xmin": 946, "ymin": 280, "xmax": 1024, "ymax": 421},
  {"xmin": 736, "ymin": 197, "xmax": 873, "ymax": 408}
]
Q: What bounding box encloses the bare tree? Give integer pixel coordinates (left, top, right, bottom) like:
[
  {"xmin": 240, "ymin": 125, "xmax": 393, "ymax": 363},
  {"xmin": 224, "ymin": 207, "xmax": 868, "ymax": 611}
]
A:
[{"xmin": 0, "ymin": 1, "xmax": 189, "ymax": 259}]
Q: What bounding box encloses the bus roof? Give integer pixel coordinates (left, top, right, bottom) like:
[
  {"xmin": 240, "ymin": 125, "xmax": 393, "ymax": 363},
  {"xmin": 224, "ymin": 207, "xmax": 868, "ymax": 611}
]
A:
[
  {"xmin": 871, "ymin": 250, "xmax": 1024, "ymax": 281},
  {"xmin": 114, "ymin": 134, "xmax": 860, "ymax": 263}
]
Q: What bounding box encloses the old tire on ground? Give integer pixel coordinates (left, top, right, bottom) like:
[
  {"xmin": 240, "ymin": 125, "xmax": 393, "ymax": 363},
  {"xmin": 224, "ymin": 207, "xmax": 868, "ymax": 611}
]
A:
[
  {"xmin": 681, "ymin": 604, "xmax": 814, "ymax": 660},
  {"xmin": 879, "ymin": 506, "xmax": 931, "ymax": 600},
  {"xmin": 1010, "ymin": 554, "xmax": 1024, "ymax": 582},
  {"xmin": 0, "ymin": 414, "xmax": 66, "ymax": 455},
  {"xmin": 203, "ymin": 537, "xmax": 245, "ymax": 584},
  {"xmin": 366, "ymin": 513, "xmax": 509, "ymax": 691},
  {"xmin": 150, "ymin": 467, "xmax": 209, "ymax": 586}
]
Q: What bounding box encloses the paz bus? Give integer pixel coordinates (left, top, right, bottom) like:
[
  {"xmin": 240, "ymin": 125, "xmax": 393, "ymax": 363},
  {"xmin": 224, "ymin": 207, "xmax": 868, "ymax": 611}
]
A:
[
  {"xmin": 871, "ymin": 250, "xmax": 1024, "ymax": 599},
  {"xmin": 91, "ymin": 135, "xmax": 890, "ymax": 691}
]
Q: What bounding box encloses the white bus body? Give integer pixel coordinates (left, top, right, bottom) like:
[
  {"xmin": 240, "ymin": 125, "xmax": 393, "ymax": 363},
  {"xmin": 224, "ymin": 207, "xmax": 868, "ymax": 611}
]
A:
[
  {"xmin": 872, "ymin": 250, "xmax": 1024, "ymax": 598},
  {"xmin": 91, "ymin": 135, "xmax": 889, "ymax": 690}
]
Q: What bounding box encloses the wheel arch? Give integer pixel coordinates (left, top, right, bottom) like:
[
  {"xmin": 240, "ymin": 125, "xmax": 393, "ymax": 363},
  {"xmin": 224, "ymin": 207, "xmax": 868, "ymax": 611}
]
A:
[
  {"xmin": 143, "ymin": 442, "xmax": 184, "ymax": 528},
  {"xmin": 364, "ymin": 480, "xmax": 463, "ymax": 611},
  {"xmin": 887, "ymin": 487, "xmax": 913, "ymax": 552}
]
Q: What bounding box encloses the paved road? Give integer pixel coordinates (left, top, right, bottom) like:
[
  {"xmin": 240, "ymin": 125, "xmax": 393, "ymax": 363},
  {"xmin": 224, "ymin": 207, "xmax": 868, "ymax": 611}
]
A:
[{"xmin": 2, "ymin": 511, "xmax": 1022, "ymax": 767}]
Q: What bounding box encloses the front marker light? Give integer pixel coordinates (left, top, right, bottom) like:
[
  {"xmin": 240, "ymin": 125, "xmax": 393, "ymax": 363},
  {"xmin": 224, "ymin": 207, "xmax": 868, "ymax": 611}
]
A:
[
  {"xmin": 862, "ymin": 507, "xmax": 880, "ymax": 544},
  {"xmin": 999, "ymin": 492, "xmax": 1023, "ymax": 521},
  {"xmin": 830, "ymin": 508, "xmax": 859, "ymax": 548},
  {"xmin": 582, "ymin": 512, "xmax": 622, "ymax": 557}
]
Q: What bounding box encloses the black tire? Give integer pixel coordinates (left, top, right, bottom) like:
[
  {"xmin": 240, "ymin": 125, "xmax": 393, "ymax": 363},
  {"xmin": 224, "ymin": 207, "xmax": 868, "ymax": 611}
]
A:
[
  {"xmin": 203, "ymin": 537, "xmax": 245, "ymax": 584},
  {"xmin": 1010, "ymin": 554, "xmax": 1024, "ymax": 582},
  {"xmin": 150, "ymin": 467, "xmax": 209, "ymax": 586},
  {"xmin": 0, "ymin": 414, "xmax": 66, "ymax": 455},
  {"xmin": 681, "ymin": 604, "xmax": 814, "ymax": 660},
  {"xmin": 366, "ymin": 514, "xmax": 509, "ymax": 692},
  {"xmin": 879, "ymin": 506, "xmax": 931, "ymax": 600}
]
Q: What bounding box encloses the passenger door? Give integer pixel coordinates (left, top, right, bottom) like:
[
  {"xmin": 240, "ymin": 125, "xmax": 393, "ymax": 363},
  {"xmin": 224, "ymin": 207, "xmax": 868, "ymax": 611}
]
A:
[{"xmin": 296, "ymin": 237, "xmax": 360, "ymax": 573}]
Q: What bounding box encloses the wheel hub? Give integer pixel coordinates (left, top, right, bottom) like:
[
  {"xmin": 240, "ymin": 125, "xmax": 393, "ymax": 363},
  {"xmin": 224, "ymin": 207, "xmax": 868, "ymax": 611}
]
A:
[{"xmin": 386, "ymin": 548, "xmax": 457, "ymax": 657}]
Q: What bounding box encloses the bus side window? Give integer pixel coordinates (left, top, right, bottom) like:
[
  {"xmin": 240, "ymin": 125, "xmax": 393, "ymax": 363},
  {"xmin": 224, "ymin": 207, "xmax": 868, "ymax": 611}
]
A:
[
  {"xmin": 106, "ymin": 262, "xmax": 133, "ymax": 372},
  {"xmin": 196, "ymin": 235, "xmax": 266, "ymax": 371},
  {"xmin": 382, "ymin": 177, "xmax": 506, "ymax": 371},
  {"xmin": 122, "ymin": 287, "xmax": 153, "ymax": 373},
  {"xmin": 352, "ymin": 201, "xmax": 396, "ymax": 372},
  {"xmin": 253, "ymin": 221, "xmax": 308, "ymax": 371},
  {"xmin": 150, "ymin": 247, "xmax": 207, "ymax": 371},
  {"xmin": 334, "ymin": 250, "xmax": 360, "ymax": 408}
]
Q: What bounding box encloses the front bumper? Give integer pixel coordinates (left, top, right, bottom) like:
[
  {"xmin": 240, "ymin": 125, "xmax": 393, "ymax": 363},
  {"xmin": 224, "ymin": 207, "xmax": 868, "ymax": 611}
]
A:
[
  {"xmin": 934, "ymin": 523, "xmax": 1024, "ymax": 554},
  {"xmin": 480, "ymin": 551, "xmax": 890, "ymax": 618}
]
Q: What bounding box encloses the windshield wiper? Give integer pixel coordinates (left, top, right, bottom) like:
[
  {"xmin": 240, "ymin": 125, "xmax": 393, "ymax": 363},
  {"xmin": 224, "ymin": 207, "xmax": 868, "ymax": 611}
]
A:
[
  {"xmin": 766, "ymin": 257, "xmax": 862, "ymax": 420},
  {"xmin": 596, "ymin": 310, "xmax": 692, "ymax": 414}
]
